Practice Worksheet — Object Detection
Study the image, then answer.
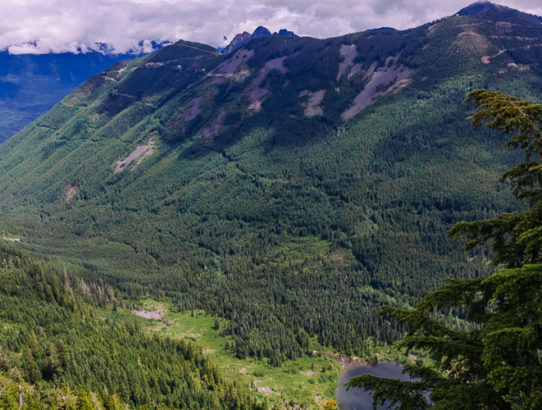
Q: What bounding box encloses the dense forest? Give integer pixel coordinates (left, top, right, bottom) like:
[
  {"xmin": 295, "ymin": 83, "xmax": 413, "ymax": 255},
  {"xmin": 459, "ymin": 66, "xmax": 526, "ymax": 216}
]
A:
[
  {"xmin": 0, "ymin": 243, "xmax": 262, "ymax": 408},
  {"xmin": 0, "ymin": 3, "xmax": 541, "ymax": 373},
  {"xmin": 348, "ymin": 90, "xmax": 542, "ymax": 409}
]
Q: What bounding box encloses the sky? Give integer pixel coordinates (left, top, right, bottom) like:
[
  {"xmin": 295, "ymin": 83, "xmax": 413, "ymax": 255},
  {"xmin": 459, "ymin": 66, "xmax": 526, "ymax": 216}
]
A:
[{"xmin": 1, "ymin": 0, "xmax": 542, "ymax": 54}]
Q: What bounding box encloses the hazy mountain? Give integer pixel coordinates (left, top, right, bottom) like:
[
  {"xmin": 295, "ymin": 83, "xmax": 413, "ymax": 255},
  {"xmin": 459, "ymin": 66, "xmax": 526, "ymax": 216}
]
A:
[
  {"xmin": 0, "ymin": 0, "xmax": 541, "ymax": 379},
  {"xmin": 0, "ymin": 45, "xmax": 166, "ymax": 143}
]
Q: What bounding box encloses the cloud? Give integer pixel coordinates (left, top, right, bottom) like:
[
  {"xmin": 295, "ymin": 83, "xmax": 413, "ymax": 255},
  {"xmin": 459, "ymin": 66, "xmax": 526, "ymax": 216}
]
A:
[{"xmin": 1, "ymin": 0, "xmax": 542, "ymax": 54}]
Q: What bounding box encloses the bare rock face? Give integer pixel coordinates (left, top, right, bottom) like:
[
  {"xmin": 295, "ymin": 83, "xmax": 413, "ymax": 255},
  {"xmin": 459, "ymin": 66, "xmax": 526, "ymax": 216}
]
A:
[
  {"xmin": 222, "ymin": 31, "xmax": 254, "ymax": 55},
  {"xmin": 252, "ymin": 26, "xmax": 272, "ymax": 38},
  {"xmin": 341, "ymin": 56, "xmax": 414, "ymax": 121},
  {"xmin": 222, "ymin": 26, "xmax": 297, "ymax": 54}
]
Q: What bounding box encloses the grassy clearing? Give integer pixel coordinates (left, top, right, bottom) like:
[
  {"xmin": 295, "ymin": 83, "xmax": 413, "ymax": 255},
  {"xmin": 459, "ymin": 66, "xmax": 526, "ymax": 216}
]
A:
[{"xmin": 103, "ymin": 298, "xmax": 342, "ymax": 408}]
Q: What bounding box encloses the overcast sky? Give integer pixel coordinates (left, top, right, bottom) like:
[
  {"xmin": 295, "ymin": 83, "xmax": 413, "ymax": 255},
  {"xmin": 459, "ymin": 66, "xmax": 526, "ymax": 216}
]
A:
[{"xmin": 2, "ymin": 0, "xmax": 542, "ymax": 54}]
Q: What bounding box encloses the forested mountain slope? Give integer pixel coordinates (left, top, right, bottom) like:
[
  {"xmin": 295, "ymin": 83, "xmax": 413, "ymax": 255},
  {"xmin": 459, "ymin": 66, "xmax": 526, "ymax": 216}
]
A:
[
  {"xmin": 1, "ymin": 2, "xmax": 542, "ymax": 364},
  {"xmin": 0, "ymin": 243, "xmax": 260, "ymax": 408}
]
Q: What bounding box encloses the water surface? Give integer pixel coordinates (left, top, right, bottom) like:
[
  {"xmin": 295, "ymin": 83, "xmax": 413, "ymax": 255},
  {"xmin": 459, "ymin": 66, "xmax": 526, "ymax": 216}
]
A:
[{"xmin": 337, "ymin": 362, "xmax": 410, "ymax": 409}]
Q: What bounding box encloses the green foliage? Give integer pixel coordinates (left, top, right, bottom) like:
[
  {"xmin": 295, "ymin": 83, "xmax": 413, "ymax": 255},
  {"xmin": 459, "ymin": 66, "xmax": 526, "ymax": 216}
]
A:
[
  {"xmin": 451, "ymin": 90, "xmax": 542, "ymax": 267},
  {"xmin": 2, "ymin": 9, "xmax": 542, "ymax": 368},
  {"xmin": 0, "ymin": 245, "xmax": 263, "ymax": 408},
  {"xmin": 117, "ymin": 300, "xmax": 342, "ymax": 407},
  {"xmin": 347, "ymin": 90, "xmax": 542, "ymax": 409}
]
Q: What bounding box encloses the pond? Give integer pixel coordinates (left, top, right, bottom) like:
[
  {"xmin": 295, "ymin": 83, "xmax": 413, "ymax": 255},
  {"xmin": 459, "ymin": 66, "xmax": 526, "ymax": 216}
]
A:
[{"xmin": 336, "ymin": 361, "xmax": 412, "ymax": 409}]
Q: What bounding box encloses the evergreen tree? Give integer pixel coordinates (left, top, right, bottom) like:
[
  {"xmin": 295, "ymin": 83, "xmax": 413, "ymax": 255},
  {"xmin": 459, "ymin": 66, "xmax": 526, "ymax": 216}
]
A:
[
  {"xmin": 347, "ymin": 90, "xmax": 542, "ymax": 409},
  {"xmin": 76, "ymin": 389, "xmax": 95, "ymax": 410},
  {"xmin": 22, "ymin": 348, "xmax": 41, "ymax": 385},
  {"xmin": 56, "ymin": 339, "xmax": 68, "ymax": 369}
]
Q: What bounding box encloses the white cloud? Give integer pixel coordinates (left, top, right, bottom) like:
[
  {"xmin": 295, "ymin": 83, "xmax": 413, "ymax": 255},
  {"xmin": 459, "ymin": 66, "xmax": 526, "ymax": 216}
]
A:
[{"xmin": 1, "ymin": 0, "xmax": 541, "ymax": 54}]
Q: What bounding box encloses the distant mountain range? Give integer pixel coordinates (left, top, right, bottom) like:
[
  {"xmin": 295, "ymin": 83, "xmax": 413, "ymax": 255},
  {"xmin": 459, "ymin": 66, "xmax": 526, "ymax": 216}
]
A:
[{"xmin": 0, "ymin": 43, "xmax": 168, "ymax": 143}]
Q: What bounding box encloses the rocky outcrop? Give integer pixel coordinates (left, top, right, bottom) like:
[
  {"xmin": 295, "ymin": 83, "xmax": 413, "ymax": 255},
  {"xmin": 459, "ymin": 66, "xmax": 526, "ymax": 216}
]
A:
[{"xmin": 221, "ymin": 26, "xmax": 297, "ymax": 54}]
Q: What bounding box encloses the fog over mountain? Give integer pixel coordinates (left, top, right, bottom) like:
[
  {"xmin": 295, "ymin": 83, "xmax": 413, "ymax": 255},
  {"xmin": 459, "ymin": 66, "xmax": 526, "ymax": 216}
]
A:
[{"xmin": 2, "ymin": 0, "xmax": 542, "ymax": 55}]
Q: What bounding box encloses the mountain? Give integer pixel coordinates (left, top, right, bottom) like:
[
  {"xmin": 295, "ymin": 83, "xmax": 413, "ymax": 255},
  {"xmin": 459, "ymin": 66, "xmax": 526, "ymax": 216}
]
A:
[
  {"xmin": 457, "ymin": 1, "xmax": 506, "ymax": 15},
  {"xmin": 458, "ymin": 0, "xmax": 542, "ymax": 22},
  {"xmin": 221, "ymin": 26, "xmax": 298, "ymax": 54},
  {"xmin": 0, "ymin": 0, "xmax": 541, "ymax": 397},
  {"xmin": 0, "ymin": 46, "xmax": 164, "ymax": 143}
]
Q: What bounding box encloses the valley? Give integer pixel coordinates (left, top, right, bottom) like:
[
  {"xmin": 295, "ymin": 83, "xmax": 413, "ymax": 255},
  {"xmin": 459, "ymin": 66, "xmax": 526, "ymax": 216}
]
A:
[
  {"xmin": 0, "ymin": 1, "xmax": 542, "ymax": 408},
  {"xmin": 105, "ymin": 299, "xmax": 341, "ymax": 407}
]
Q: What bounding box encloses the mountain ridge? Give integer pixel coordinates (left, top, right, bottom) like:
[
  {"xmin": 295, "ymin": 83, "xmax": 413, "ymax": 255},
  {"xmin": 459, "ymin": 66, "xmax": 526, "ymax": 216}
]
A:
[
  {"xmin": 220, "ymin": 26, "xmax": 298, "ymax": 54},
  {"xmin": 458, "ymin": 1, "xmax": 507, "ymax": 16},
  {"xmin": 458, "ymin": 1, "xmax": 542, "ymax": 22}
]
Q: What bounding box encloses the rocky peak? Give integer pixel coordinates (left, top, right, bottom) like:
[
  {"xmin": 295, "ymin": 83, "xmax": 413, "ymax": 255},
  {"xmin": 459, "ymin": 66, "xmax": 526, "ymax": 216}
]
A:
[
  {"xmin": 276, "ymin": 29, "xmax": 297, "ymax": 38},
  {"xmin": 221, "ymin": 26, "xmax": 298, "ymax": 54},
  {"xmin": 221, "ymin": 31, "xmax": 252, "ymax": 54},
  {"xmin": 252, "ymin": 26, "xmax": 272, "ymax": 37}
]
